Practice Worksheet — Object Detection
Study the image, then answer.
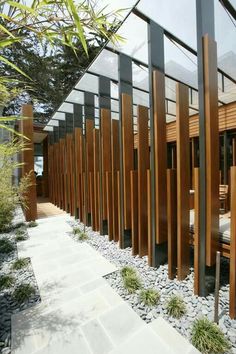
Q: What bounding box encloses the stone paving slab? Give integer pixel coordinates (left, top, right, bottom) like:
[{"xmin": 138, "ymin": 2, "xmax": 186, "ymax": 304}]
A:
[{"xmin": 11, "ymin": 213, "xmax": 200, "ymax": 354}]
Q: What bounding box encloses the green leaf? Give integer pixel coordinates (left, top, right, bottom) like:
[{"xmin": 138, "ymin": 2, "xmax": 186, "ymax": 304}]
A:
[
  {"xmin": 0, "ymin": 37, "xmax": 21, "ymax": 48},
  {"xmin": 0, "ymin": 55, "xmax": 32, "ymax": 80},
  {"xmin": 0, "ymin": 24, "xmax": 15, "ymax": 38},
  {"xmin": 66, "ymin": 0, "xmax": 88, "ymax": 55},
  {"xmin": 0, "ymin": 124, "xmax": 29, "ymax": 140},
  {"xmin": 7, "ymin": 1, "xmax": 35, "ymax": 14}
]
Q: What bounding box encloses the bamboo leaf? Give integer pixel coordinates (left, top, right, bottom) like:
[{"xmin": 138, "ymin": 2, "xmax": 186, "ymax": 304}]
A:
[
  {"xmin": 7, "ymin": 1, "xmax": 35, "ymax": 14},
  {"xmin": 0, "ymin": 24, "xmax": 15, "ymax": 38},
  {"xmin": 0, "ymin": 55, "xmax": 32, "ymax": 80},
  {"xmin": 66, "ymin": 0, "xmax": 88, "ymax": 55},
  {"xmin": 0, "ymin": 37, "xmax": 21, "ymax": 48}
]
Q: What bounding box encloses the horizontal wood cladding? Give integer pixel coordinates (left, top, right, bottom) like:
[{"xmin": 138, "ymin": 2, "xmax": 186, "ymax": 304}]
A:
[{"xmin": 133, "ymin": 102, "xmax": 236, "ymax": 147}]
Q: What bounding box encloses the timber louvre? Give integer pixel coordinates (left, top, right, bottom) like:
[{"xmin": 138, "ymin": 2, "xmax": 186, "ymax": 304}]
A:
[{"xmin": 44, "ymin": 0, "xmax": 236, "ymax": 318}]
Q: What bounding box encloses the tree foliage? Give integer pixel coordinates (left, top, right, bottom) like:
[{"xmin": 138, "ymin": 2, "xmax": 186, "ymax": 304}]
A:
[{"xmin": 0, "ymin": 0, "xmax": 124, "ymax": 121}]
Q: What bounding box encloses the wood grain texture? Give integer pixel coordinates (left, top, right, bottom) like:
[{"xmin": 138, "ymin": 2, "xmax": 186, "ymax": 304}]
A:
[
  {"xmin": 111, "ymin": 120, "xmax": 120, "ymax": 242},
  {"xmin": 20, "ymin": 104, "xmax": 37, "ymax": 221},
  {"xmin": 93, "ymin": 129, "xmax": 100, "ymax": 231},
  {"xmin": 42, "ymin": 137, "xmax": 49, "ymax": 197},
  {"xmin": 74, "ymin": 128, "xmax": 82, "ymax": 213},
  {"xmin": 153, "ymin": 70, "xmax": 167, "ymax": 243},
  {"xmin": 86, "ymin": 119, "xmax": 94, "ymax": 215},
  {"xmin": 204, "ymin": 35, "xmax": 219, "ymax": 267},
  {"xmin": 137, "ymin": 105, "xmax": 150, "ymax": 256},
  {"xmin": 131, "ymin": 170, "xmax": 138, "ymax": 255},
  {"xmin": 101, "ymin": 109, "xmax": 111, "ymax": 220},
  {"xmin": 233, "ymin": 138, "xmax": 236, "ymax": 166},
  {"xmin": 89, "ymin": 172, "xmax": 95, "ymax": 229},
  {"xmin": 122, "ymin": 94, "xmax": 134, "ymax": 230},
  {"xmin": 230, "ymin": 166, "xmax": 236, "ymax": 318},
  {"xmin": 106, "ymin": 171, "xmax": 113, "ymax": 241},
  {"xmin": 167, "ymin": 169, "xmax": 177, "ymax": 280},
  {"xmin": 147, "ymin": 169, "xmax": 152, "ymax": 266},
  {"xmin": 194, "ymin": 168, "xmax": 200, "ymax": 295},
  {"xmin": 117, "ymin": 171, "xmax": 121, "ymax": 246},
  {"xmin": 176, "ymin": 82, "xmax": 190, "ymax": 280}
]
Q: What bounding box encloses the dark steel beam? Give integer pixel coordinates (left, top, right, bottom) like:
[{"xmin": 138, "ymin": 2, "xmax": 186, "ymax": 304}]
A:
[
  {"xmin": 219, "ymin": 0, "xmax": 236, "ymax": 21},
  {"xmin": 73, "ymin": 103, "xmax": 83, "ymax": 129},
  {"xmin": 148, "ymin": 20, "xmax": 167, "ymax": 267}
]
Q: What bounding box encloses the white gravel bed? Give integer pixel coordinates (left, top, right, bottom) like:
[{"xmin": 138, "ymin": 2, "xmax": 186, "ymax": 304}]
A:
[
  {"xmin": 0, "ymin": 209, "xmax": 41, "ymax": 354},
  {"xmin": 68, "ymin": 220, "xmax": 236, "ymax": 353}
]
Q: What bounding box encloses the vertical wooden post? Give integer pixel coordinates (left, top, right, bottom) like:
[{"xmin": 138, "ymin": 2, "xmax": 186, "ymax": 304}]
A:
[
  {"xmin": 194, "ymin": 168, "xmax": 200, "ymax": 295},
  {"xmin": 167, "ymin": 168, "xmax": 177, "ymax": 279},
  {"xmin": 122, "ymin": 94, "xmax": 134, "ymax": 230},
  {"xmin": 137, "ymin": 105, "xmax": 150, "ymax": 256},
  {"xmin": 176, "ymin": 83, "xmax": 190, "ymax": 280},
  {"xmin": 230, "ymin": 166, "xmax": 236, "ymax": 318},
  {"xmin": 101, "ymin": 109, "xmax": 111, "ymax": 222},
  {"xmin": 74, "ymin": 128, "xmax": 82, "ymax": 216},
  {"xmin": 131, "ymin": 170, "xmax": 138, "ymax": 255},
  {"xmin": 111, "ymin": 120, "xmax": 120, "ymax": 242},
  {"xmin": 20, "ymin": 104, "xmax": 37, "ymax": 221},
  {"xmin": 86, "ymin": 119, "xmax": 94, "ymax": 218},
  {"xmin": 106, "ymin": 171, "xmax": 113, "ymax": 240},
  {"xmin": 93, "ymin": 129, "xmax": 100, "ymax": 231},
  {"xmin": 204, "ymin": 35, "xmax": 219, "ymax": 267},
  {"xmin": 153, "ymin": 70, "xmax": 167, "ymax": 244},
  {"xmin": 42, "ymin": 136, "xmax": 49, "ymax": 197},
  {"xmin": 147, "ymin": 169, "xmax": 152, "ymax": 266}
]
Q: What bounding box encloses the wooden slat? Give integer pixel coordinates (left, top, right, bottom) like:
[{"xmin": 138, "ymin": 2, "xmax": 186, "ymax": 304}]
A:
[
  {"xmin": 74, "ymin": 128, "xmax": 82, "ymax": 214},
  {"xmin": 101, "ymin": 109, "xmax": 111, "ymax": 220},
  {"xmin": 194, "ymin": 168, "xmax": 200, "ymax": 295},
  {"xmin": 89, "ymin": 172, "xmax": 95, "ymax": 229},
  {"xmin": 86, "ymin": 119, "xmax": 94, "ymax": 216},
  {"xmin": 153, "ymin": 70, "xmax": 167, "ymax": 243},
  {"xmin": 122, "ymin": 94, "xmax": 134, "ymax": 230},
  {"xmin": 176, "ymin": 82, "xmax": 190, "ymax": 280},
  {"xmin": 204, "ymin": 35, "xmax": 219, "ymax": 267},
  {"xmin": 42, "ymin": 137, "xmax": 49, "ymax": 197},
  {"xmin": 167, "ymin": 169, "xmax": 177, "ymax": 280},
  {"xmin": 106, "ymin": 171, "xmax": 113, "ymax": 241},
  {"xmin": 93, "ymin": 129, "xmax": 100, "ymax": 231},
  {"xmin": 131, "ymin": 170, "xmax": 138, "ymax": 255},
  {"xmin": 111, "ymin": 120, "xmax": 120, "ymax": 242},
  {"xmin": 137, "ymin": 105, "xmax": 150, "ymax": 256},
  {"xmin": 20, "ymin": 104, "xmax": 37, "ymax": 221},
  {"xmin": 147, "ymin": 169, "xmax": 152, "ymax": 266},
  {"xmin": 117, "ymin": 171, "xmax": 121, "ymax": 244},
  {"xmin": 230, "ymin": 166, "xmax": 236, "ymax": 318}
]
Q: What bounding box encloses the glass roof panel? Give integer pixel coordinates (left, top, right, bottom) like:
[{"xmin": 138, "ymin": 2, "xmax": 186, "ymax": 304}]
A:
[
  {"xmin": 107, "ymin": 13, "xmax": 148, "ymax": 63},
  {"xmin": 75, "ymin": 73, "xmax": 99, "ymax": 94},
  {"xmin": 111, "ymin": 99, "xmax": 119, "ymax": 112},
  {"xmin": 136, "ymin": 0, "xmax": 197, "ymax": 49},
  {"xmin": 164, "ymin": 36, "xmax": 198, "ymax": 89},
  {"xmin": 66, "ymin": 90, "xmax": 84, "ymax": 104},
  {"xmin": 215, "ymin": 1, "xmax": 236, "ymax": 82},
  {"xmin": 52, "ymin": 112, "xmax": 66, "ymax": 120},
  {"xmin": 89, "ymin": 49, "xmax": 118, "ymax": 81},
  {"xmin": 132, "ymin": 62, "xmax": 149, "ymax": 91},
  {"xmin": 111, "ymin": 82, "xmax": 119, "ymax": 99},
  {"xmin": 58, "ymin": 102, "xmax": 73, "ymax": 113},
  {"xmin": 133, "ymin": 88, "xmax": 149, "ymax": 107}
]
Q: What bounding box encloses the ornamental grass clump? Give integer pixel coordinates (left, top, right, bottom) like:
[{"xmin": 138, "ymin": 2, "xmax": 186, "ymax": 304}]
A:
[
  {"xmin": 73, "ymin": 227, "xmax": 82, "ymax": 235},
  {"xmin": 140, "ymin": 289, "xmax": 160, "ymax": 307},
  {"xmin": 13, "ymin": 284, "xmax": 35, "ymax": 303},
  {"xmin": 12, "ymin": 258, "xmax": 29, "ymax": 270},
  {"xmin": 77, "ymin": 232, "xmax": 88, "ymax": 241},
  {"xmin": 28, "ymin": 221, "xmax": 38, "ymax": 228},
  {"xmin": 166, "ymin": 295, "xmax": 186, "ymax": 319},
  {"xmin": 0, "ymin": 238, "xmax": 15, "ymax": 254},
  {"xmin": 123, "ymin": 274, "xmax": 142, "ymax": 293},
  {"xmin": 120, "ymin": 266, "xmax": 137, "ymax": 278},
  {"xmin": 15, "ymin": 229, "xmax": 27, "ymax": 242},
  {"xmin": 0, "ymin": 275, "xmax": 15, "ymax": 290},
  {"xmin": 191, "ymin": 317, "xmax": 231, "ymax": 354}
]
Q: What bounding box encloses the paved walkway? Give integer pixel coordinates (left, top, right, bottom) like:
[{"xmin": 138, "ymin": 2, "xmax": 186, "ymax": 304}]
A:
[
  {"xmin": 12, "ymin": 214, "xmax": 199, "ymax": 354},
  {"xmin": 37, "ymin": 198, "xmax": 66, "ymax": 219}
]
